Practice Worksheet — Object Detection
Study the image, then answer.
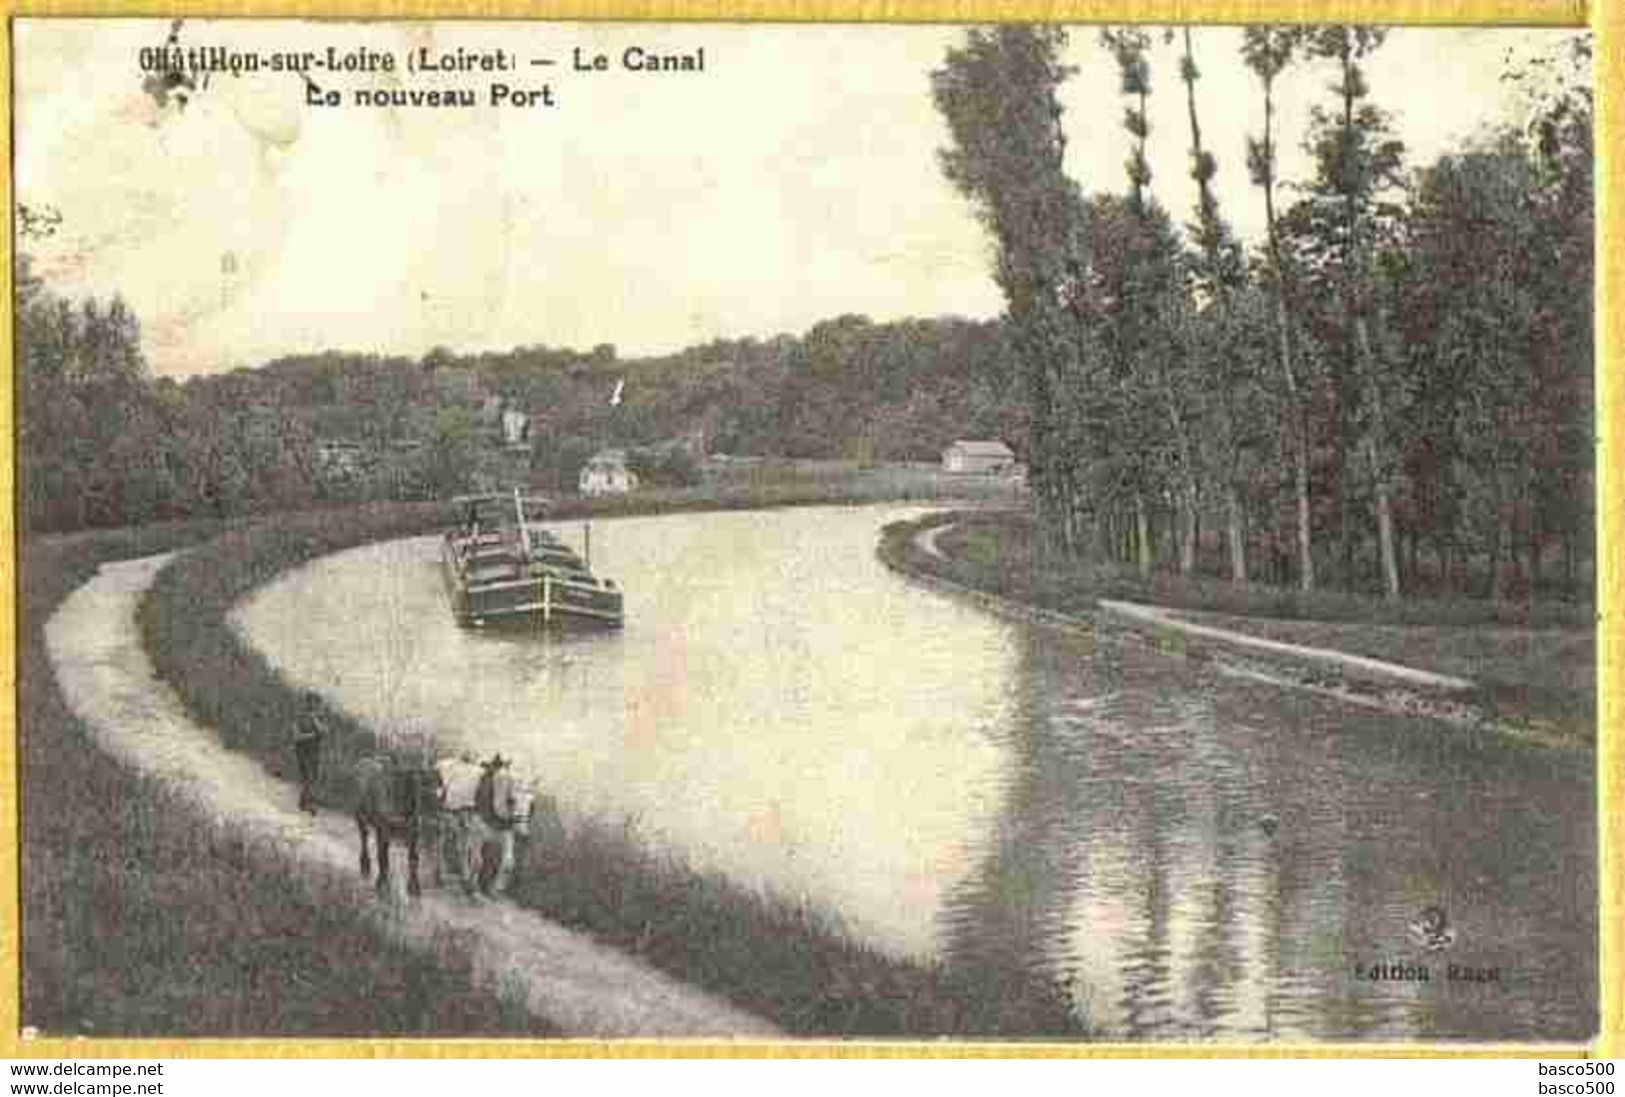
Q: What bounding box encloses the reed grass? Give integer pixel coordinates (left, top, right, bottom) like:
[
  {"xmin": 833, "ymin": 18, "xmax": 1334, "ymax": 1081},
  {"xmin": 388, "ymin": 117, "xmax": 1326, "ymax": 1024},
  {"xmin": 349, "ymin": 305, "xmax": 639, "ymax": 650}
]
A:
[{"xmin": 511, "ymin": 804, "xmax": 1077, "ymax": 1035}]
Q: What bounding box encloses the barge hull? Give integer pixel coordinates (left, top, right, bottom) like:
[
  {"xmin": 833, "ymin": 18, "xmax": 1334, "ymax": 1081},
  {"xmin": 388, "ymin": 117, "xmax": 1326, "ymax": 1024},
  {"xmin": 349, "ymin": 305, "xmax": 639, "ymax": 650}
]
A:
[{"xmin": 442, "ymin": 539, "xmax": 623, "ymax": 629}]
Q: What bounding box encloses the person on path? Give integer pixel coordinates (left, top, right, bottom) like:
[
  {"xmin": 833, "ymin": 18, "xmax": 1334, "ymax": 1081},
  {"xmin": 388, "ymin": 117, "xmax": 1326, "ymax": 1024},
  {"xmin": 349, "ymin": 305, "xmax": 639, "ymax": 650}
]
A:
[
  {"xmin": 293, "ymin": 691, "xmax": 326, "ymax": 814},
  {"xmin": 437, "ymin": 750, "xmax": 485, "ymax": 893},
  {"xmin": 473, "ymin": 754, "xmax": 519, "ymax": 896}
]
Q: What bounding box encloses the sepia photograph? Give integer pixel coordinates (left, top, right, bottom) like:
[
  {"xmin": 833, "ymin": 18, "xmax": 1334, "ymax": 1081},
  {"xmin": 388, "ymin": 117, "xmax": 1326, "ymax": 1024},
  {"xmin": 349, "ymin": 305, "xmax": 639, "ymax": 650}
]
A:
[{"xmin": 10, "ymin": 16, "xmax": 1602, "ymax": 1046}]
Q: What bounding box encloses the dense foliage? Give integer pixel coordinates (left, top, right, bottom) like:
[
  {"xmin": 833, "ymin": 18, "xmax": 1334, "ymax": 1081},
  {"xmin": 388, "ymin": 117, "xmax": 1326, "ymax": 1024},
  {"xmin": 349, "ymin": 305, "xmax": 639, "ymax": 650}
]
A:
[
  {"xmin": 15, "ymin": 271, "xmax": 1025, "ymax": 533},
  {"xmin": 17, "ymin": 28, "xmax": 1592, "ymax": 605},
  {"xmin": 932, "ymin": 27, "xmax": 1593, "ymax": 601}
]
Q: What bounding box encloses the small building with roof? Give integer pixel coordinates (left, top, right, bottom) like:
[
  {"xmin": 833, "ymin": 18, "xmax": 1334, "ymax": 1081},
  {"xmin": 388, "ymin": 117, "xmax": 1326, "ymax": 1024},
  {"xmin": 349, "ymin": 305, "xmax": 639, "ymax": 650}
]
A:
[
  {"xmin": 579, "ymin": 449, "xmax": 639, "ymax": 496},
  {"xmin": 942, "ymin": 439, "xmax": 1016, "ymax": 475}
]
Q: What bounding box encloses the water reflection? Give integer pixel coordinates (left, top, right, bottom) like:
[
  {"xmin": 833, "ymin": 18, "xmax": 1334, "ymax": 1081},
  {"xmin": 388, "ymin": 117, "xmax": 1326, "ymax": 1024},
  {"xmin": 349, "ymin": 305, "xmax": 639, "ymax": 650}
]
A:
[
  {"xmin": 234, "ymin": 505, "xmax": 1595, "ymax": 1040},
  {"xmin": 942, "ymin": 625, "xmax": 1595, "ymax": 1040}
]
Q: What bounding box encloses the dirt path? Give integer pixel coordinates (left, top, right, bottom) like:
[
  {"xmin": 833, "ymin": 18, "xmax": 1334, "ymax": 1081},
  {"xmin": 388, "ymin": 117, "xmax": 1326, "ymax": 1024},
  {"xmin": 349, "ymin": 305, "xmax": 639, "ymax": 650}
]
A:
[
  {"xmin": 43, "ymin": 554, "xmax": 779, "ymax": 1039},
  {"xmin": 912, "ymin": 523, "xmax": 951, "ymax": 560},
  {"xmin": 899, "ymin": 519, "xmax": 1577, "ymax": 744},
  {"xmin": 1094, "ymin": 599, "xmax": 1476, "ymax": 692},
  {"xmin": 915, "ymin": 518, "xmax": 1474, "ymax": 693}
]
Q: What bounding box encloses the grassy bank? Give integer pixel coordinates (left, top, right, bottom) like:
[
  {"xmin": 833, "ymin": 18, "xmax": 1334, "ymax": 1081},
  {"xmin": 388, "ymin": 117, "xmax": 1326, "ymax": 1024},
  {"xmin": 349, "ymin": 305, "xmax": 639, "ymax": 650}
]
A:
[
  {"xmin": 19, "ymin": 522, "xmax": 548, "ymax": 1036},
  {"xmin": 879, "ymin": 509, "xmax": 1594, "ymax": 743},
  {"xmin": 138, "ymin": 489, "xmax": 1083, "ymax": 1038},
  {"xmin": 564, "ymin": 459, "xmax": 1024, "ymax": 517},
  {"xmin": 694, "ymin": 458, "xmax": 1023, "ymax": 506}
]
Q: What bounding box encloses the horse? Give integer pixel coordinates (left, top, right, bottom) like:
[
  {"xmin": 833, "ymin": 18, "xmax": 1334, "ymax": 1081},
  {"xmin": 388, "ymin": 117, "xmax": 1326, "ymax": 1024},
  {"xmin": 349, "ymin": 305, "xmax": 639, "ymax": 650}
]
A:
[
  {"xmin": 353, "ymin": 755, "xmax": 442, "ymax": 897},
  {"xmin": 432, "ymin": 755, "xmax": 538, "ymax": 897}
]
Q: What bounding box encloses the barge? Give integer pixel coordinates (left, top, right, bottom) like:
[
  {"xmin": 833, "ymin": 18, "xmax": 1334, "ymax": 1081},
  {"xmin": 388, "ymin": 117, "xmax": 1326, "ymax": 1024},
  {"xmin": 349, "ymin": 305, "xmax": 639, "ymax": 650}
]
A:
[{"xmin": 441, "ymin": 490, "xmax": 624, "ymax": 629}]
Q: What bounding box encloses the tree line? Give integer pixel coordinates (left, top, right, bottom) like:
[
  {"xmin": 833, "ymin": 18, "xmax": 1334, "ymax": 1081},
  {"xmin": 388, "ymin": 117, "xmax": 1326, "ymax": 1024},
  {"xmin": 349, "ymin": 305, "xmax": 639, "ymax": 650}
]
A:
[
  {"xmin": 933, "ymin": 26, "xmax": 1592, "ymax": 602},
  {"xmin": 18, "ymin": 26, "xmax": 1591, "ymax": 606},
  {"xmin": 15, "ymin": 247, "xmax": 1027, "ymax": 533}
]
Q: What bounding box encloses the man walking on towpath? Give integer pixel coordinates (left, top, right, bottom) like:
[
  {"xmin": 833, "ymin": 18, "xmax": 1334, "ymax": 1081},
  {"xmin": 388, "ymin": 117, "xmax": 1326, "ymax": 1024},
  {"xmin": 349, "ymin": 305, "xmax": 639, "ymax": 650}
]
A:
[{"xmin": 293, "ymin": 691, "xmax": 326, "ymax": 814}]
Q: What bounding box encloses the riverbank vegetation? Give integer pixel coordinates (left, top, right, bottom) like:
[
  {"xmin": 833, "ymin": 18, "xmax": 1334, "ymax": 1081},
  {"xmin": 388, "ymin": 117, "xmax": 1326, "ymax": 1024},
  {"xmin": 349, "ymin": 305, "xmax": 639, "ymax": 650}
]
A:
[
  {"xmin": 136, "ymin": 496, "xmax": 1083, "ymax": 1038},
  {"xmin": 18, "ymin": 525, "xmax": 547, "ymax": 1036},
  {"xmin": 17, "ymin": 28, "xmax": 1592, "ymax": 614},
  {"xmin": 880, "ymin": 509, "xmax": 1593, "ymax": 743},
  {"xmin": 932, "ymin": 28, "xmax": 1592, "ymax": 607},
  {"xmin": 16, "ymin": 239, "xmax": 1027, "ymax": 534}
]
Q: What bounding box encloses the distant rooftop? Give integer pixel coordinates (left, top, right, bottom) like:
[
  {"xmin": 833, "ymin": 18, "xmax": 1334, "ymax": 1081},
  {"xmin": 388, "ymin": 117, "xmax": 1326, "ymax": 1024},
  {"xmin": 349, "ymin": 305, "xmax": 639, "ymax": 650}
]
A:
[{"xmin": 945, "ymin": 440, "xmax": 1014, "ymax": 457}]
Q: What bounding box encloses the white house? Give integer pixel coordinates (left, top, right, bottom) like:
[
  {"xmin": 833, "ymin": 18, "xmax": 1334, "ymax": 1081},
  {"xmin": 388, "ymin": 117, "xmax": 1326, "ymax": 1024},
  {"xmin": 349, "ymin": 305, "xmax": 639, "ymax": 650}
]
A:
[
  {"xmin": 500, "ymin": 407, "xmax": 530, "ymax": 449},
  {"xmin": 313, "ymin": 438, "xmax": 368, "ymax": 479},
  {"xmin": 579, "ymin": 449, "xmax": 639, "ymax": 496},
  {"xmin": 942, "ymin": 439, "xmax": 1016, "ymax": 474}
]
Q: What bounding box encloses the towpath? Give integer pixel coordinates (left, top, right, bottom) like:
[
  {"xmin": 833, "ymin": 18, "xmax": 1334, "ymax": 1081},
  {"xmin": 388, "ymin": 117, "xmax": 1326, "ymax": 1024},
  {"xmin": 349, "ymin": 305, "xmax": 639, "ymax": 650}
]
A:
[
  {"xmin": 1093, "ymin": 600, "xmax": 1475, "ymax": 692},
  {"xmin": 44, "ymin": 554, "xmax": 779, "ymax": 1040},
  {"xmin": 912, "ymin": 519, "xmax": 1474, "ymax": 692}
]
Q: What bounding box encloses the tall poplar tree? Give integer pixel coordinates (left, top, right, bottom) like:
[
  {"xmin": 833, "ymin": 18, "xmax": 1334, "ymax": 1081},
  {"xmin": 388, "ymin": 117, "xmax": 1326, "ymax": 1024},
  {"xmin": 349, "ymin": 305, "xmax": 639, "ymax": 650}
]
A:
[
  {"xmin": 1101, "ymin": 26, "xmax": 1200, "ymax": 578},
  {"xmin": 1179, "ymin": 27, "xmax": 1250, "ymax": 583},
  {"xmin": 1241, "ymin": 26, "xmax": 1315, "ymax": 591},
  {"xmin": 932, "ymin": 27, "xmax": 1099, "ymax": 558},
  {"xmin": 1302, "ymin": 26, "xmax": 1405, "ymax": 598},
  {"xmin": 1402, "ymin": 141, "xmax": 1541, "ymax": 602}
]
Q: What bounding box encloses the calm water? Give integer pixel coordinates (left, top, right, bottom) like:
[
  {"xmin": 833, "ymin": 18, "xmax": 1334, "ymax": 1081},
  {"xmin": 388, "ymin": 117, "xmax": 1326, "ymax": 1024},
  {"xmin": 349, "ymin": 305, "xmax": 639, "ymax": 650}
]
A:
[{"xmin": 233, "ymin": 504, "xmax": 1596, "ymax": 1041}]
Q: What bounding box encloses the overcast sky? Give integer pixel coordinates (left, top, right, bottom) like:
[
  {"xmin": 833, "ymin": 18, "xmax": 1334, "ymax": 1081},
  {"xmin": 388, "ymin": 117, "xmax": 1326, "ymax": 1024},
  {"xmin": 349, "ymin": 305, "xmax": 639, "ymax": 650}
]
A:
[{"xmin": 14, "ymin": 20, "xmax": 1579, "ymax": 376}]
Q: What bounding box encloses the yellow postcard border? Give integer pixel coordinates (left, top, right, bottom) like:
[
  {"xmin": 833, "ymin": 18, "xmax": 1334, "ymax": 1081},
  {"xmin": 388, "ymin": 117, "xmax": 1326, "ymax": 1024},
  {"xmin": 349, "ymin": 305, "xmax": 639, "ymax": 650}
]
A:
[{"xmin": 0, "ymin": 0, "xmax": 1616, "ymax": 1062}]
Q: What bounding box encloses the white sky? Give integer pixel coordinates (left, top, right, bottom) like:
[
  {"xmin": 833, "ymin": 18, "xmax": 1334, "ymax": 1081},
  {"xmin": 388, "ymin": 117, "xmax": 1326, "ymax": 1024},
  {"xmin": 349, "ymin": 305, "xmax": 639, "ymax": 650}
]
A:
[{"xmin": 14, "ymin": 20, "xmax": 1577, "ymax": 376}]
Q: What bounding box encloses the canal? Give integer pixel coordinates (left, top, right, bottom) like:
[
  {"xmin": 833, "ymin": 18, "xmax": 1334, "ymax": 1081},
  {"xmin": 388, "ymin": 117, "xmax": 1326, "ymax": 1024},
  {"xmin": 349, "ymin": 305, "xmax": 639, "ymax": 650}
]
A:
[{"xmin": 232, "ymin": 503, "xmax": 1596, "ymax": 1041}]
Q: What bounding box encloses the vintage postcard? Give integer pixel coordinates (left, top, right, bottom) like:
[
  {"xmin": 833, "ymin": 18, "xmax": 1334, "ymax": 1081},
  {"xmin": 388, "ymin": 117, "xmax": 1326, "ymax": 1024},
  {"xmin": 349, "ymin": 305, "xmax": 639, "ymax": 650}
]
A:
[{"xmin": 8, "ymin": 13, "xmax": 1612, "ymax": 1053}]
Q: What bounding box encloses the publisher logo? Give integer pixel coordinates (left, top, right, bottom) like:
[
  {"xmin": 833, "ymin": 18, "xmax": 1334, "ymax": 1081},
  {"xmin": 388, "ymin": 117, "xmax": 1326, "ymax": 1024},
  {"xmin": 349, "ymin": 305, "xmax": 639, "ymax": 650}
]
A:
[{"xmin": 1408, "ymin": 904, "xmax": 1457, "ymax": 952}]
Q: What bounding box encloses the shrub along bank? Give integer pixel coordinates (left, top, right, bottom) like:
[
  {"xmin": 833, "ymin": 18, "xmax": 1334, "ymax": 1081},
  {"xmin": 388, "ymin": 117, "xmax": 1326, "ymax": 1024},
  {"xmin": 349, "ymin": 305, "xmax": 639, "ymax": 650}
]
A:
[
  {"xmin": 138, "ymin": 492, "xmax": 1084, "ymax": 1038},
  {"xmin": 19, "ymin": 520, "xmax": 545, "ymax": 1036}
]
